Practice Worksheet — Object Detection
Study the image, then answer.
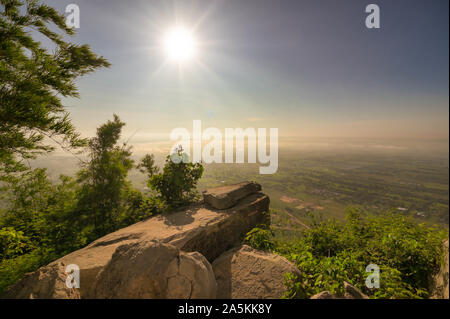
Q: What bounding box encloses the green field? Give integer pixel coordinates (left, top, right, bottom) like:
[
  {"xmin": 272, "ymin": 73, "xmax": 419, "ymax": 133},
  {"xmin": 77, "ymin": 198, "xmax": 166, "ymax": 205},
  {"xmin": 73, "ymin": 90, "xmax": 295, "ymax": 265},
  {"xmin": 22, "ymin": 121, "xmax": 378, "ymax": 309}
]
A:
[
  {"xmin": 196, "ymin": 148, "xmax": 449, "ymax": 239},
  {"xmin": 27, "ymin": 145, "xmax": 449, "ymax": 238}
]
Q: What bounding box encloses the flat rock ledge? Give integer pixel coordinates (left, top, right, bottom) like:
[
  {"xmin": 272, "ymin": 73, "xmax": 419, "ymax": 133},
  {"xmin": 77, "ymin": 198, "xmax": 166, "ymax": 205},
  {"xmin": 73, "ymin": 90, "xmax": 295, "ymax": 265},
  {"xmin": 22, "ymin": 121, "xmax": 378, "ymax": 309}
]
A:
[{"xmin": 203, "ymin": 181, "xmax": 262, "ymax": 210}]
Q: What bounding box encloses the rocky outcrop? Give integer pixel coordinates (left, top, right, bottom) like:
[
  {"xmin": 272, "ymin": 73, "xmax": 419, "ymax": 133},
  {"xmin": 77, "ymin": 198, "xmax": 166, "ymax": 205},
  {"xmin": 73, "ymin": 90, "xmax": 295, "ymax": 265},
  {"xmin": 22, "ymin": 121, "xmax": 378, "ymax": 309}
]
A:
[
  {"xmin": 2, "ymin": 182, "xmax": 270, "ymax": 299},
  {"xmin": 203, "ymin": 181, "xmax": 262, "ymax": 209},
  {"xmin": 212, "ymin": 245, "xmax": 300, "ymax": 299},
  {"xmin": 1, "ymin": 262, "xmax": 80, "ymax": 299},
  {"xmin": 310, "ymin": 282, "xmax": 369, "ymax": 299},
  {"xmin": 343, "ymin": 282, "xmax": 369, "ymax": 299},
  {"xmin": 92, "ymin": 240, "xmax": 216, "ymax": 299},
  {"xmin": 430, "ymin": 240, "xmax": 449, "ymax": 299}
]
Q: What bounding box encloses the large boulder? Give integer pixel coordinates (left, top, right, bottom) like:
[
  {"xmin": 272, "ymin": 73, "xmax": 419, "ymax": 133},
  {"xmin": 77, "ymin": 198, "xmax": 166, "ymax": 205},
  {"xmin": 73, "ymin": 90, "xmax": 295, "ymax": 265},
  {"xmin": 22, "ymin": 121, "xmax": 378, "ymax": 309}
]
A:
[
  {"xmin": 212, "ymin": 245, "xmax": 300, "ymax": 299},
  {"xmin": 3, "ymin": 182, "xmax": 269, "ymax": 299},
  {"xmin": 2, "ymin": 262, "xmax": 80, "ymax": 299},
  {"xmin": 203, "ymin": 181, "xmax": 262, "ymax": 209},
  {"xmin": 92, "ymin": 240, "xmax": 216, "ymax": 299}
]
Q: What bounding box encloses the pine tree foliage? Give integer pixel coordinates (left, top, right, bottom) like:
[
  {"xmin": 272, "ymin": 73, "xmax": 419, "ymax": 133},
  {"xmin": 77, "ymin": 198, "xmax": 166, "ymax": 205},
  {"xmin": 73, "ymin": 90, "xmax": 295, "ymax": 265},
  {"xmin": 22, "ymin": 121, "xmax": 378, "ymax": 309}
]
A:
[{"xmin": 0, "ymin": 0, "xmax": 110, "ymax": 172}]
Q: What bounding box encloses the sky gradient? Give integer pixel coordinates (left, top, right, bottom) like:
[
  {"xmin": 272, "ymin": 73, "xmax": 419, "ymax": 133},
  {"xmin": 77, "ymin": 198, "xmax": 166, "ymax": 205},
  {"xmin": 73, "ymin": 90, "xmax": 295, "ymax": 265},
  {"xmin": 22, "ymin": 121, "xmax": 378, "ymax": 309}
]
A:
[{"xmin": 44, "ymin": 0, "xmax": 449, "ymax": 144}]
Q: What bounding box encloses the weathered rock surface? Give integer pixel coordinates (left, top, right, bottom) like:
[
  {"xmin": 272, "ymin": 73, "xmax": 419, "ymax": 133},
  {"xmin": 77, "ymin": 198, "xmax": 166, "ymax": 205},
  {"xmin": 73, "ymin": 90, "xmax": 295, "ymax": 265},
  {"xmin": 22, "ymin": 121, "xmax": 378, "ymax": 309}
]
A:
[
  {"xmin": 212, "ymin": 245, "xmax": 300, "ymax": 299},
  {"xmin": 343, "ymin": 281, "xmax": 369, "ymax": 299},
  {"xmin": 310, "ymin": 291, "xmax": 336, "ymax": 299},
  {"xmin": 2, "ymin": 262, "xmax": 80, "ymax": 299},
  {"xmin": 310, "ymin": 282, "xmax": 369, "ymax": 299},
  {"xmin": 93, "ymin": 240, "xmax": 216, "ymax": 299},
  {"xmin": 3, "ymin": 182, "xmax": 269, "ymax": 299},
  {"xmin": 203, "ymin": 181, "xmax": 262, "ymax": 210},
  {"xmin": 430, "ymin": 240, "xmax": 449, "ymax": 299}
]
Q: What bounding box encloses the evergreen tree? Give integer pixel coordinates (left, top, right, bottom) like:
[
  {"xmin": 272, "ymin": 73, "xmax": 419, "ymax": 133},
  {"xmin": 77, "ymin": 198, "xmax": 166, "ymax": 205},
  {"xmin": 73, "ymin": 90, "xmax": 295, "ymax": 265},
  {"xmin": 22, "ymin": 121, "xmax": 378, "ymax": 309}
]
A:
[
  {"xmin": 76, "ymin": 115, "xmax": 134, "ymax": 238},
  {"xmin": 0, "ymin": 0, "xmax": 110, "ymax": 173}
]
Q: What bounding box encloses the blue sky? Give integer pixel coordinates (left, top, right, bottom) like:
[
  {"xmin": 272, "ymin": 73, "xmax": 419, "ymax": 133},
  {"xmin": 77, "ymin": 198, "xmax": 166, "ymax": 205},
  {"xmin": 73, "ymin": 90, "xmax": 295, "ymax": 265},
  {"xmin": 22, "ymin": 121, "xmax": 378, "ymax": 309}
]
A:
[{"xmin": 44, "ymin": 0, "xmax": 449, "ymax": 142}]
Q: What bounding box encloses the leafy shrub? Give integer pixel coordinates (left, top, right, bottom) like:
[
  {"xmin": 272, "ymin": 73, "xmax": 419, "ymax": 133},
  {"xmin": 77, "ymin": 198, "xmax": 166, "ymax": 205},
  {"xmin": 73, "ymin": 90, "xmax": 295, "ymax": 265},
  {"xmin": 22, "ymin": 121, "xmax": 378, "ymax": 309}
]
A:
[
  {"xmin": 142, "ymin": 147, "xmax": 204, "ymax": 209},
  {"xmin": 278, "ymin": 209, "xmax": 447, "ymax": 299},
  {"xmin": 244, "ymin": 224, "xmax": 275, "ymax": 251},
  {"xmin": 0, "ymin": 227, "xmax": 34, "ymax": 260},
  {"xmin": 0, "ymin": 248, "xmax": 56, "ymax": 293},
  {"xmin": 119, "ymin": 189, "xmax": 166, "ymax": 226}
]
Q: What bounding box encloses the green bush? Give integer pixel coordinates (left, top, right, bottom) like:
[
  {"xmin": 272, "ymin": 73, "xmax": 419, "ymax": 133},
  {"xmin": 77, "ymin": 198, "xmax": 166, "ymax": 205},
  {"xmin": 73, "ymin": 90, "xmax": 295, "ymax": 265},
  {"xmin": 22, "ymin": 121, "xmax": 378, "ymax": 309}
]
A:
[
  {"xmin": 278, "ymin": 209, "xmax": 447, "ymax": 299},
  {"xmin": 118, "ymin": 189, "xmax": 166, "ymax": 226},
  {"xmin": 0, "ymin": 248, "xmax": 56, "ymax": 293},
  {"xmin": 0, "ymin": 227, "xmax": 34, "ymax": 260},
  {"xmin": 244, "ymin": 226, "xmax": 275, "ymax": 251}
]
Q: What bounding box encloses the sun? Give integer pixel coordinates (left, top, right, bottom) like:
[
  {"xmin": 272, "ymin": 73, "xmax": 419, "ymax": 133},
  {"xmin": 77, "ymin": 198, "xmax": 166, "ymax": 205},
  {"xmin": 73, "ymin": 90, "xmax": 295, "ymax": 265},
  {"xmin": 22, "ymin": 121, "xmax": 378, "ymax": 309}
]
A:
[{"xmin": 163, "ymin": 26, "xmax": 197, "ymax": 63}]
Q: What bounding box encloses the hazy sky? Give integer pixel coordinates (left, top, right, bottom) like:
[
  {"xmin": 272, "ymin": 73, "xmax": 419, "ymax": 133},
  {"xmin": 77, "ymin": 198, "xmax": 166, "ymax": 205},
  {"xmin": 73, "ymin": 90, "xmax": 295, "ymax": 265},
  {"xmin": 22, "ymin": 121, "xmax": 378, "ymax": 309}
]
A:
[{"xmin": 44, "ymin": 0, "xmax": 449, "ymax": 142}]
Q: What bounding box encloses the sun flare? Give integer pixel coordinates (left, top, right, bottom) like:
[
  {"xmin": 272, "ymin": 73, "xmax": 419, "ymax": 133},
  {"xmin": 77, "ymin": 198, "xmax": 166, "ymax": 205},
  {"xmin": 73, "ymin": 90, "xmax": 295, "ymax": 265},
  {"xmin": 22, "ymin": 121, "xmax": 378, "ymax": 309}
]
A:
[{"xmin": 163, "ymin": 26, "xmax": 197, "ymax": 63}]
